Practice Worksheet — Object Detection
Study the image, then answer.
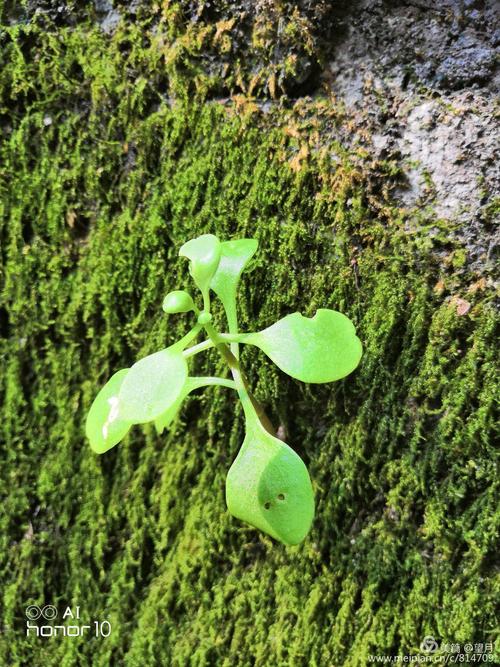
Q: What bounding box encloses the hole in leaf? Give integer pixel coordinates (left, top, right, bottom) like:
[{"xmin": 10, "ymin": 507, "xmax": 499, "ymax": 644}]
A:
[
  {"xmin": 277, "ymin": 493, "xmax": 285, "ymax": 501},
  {"xmin": 264, "ymin": 501, "xmax": 271, "ymax": 510}
]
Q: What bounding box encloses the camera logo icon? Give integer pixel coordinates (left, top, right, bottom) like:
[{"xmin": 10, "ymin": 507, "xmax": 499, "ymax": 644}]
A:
[{"xmin": 25, "ymin": 605, "xmax": 58, "ymax": 620}]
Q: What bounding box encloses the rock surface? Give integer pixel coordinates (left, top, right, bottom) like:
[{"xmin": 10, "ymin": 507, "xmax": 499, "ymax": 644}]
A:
[{"xmin": 325, "ymin": 0, "xmax": 499, "ymax": 275}]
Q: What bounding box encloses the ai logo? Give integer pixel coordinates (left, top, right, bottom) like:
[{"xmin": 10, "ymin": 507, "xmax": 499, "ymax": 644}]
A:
[
  {"xmin": 62, "ymin": 606, "xmax": 81, "ymax": 619},
  {"xmin": 25, "ymin": 605, "xmax": 80, "ymax": 620},
  {"xmin": 25, "ymin": 605, "xmax": 110, "ymax": 638}
]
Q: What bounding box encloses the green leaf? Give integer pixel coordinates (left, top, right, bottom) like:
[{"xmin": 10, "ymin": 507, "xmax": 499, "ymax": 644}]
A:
[
  {"xmin": 153, "ymin": 385, "xmax": 190, "ymax": 434},
  {"xmin": 243, "ymin": 309, "xmax": 362, "ymax": 383},
  {"xmin": 118, "ymin": 348, "xmax": 188, "ymax": 423},
  {"xmin": 153, "ymin": 395, "xmax": 185, "ymax": 434},
  {"xmin": 179, "ymin": 234, "xmax": 221, "ymax": 295},
  {"xmin": 210, "ymin": 238, "xmax": 258, "ymax": 331},
  {"xmin": 162, "ymin": 290, "xmax": 195, "ymax": 314},
  {"xmin": 154, "ymin": 376, "xmax": 237, "ymax": 434},
  {"xmin": 226, "ymin": 417, "xmax": 314, "ymax": 545},
  {"xmin": 86, "ymin": 369, "xmax": 131, "ymax": 454}
]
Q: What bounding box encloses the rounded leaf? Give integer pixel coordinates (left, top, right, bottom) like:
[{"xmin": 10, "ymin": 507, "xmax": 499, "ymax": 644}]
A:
[
  {"xmin": 162, "ymin": 290, "xmax": 195, "ymax": 314},
  {"xmin": 226, "ymin": 419, "xmax": 314, "ymax": 545},
  {"xmin": 244, "ymin": 309, "xmax": 362, "ymax": 383},
  {"xmin": 86, "ymin": 369, "xmax": 131, "ymax": 454},
  {"xmin": 118, "ymin": 348, "xmax": 188, "ymax": 424}
]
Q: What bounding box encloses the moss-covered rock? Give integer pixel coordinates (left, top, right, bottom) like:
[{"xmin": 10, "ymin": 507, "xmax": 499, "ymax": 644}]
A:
[{"xmin": 0, "ymin": 7, "xmax": 498, "ymax": 666}]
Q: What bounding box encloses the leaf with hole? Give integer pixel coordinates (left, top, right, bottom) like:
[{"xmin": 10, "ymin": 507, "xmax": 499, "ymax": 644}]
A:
[
  {"xmin": 241, "ymin": 309, "xmax": 362, "ymax": 383},
  {"xmin": 226, "ymin": 417, "xmax": 314, "ymax": 545}
]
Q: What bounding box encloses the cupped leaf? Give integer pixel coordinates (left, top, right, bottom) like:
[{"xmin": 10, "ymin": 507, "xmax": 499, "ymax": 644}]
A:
[
  {"xmin": 210, "ymin": 238, "xmax": 258, "ymax": 330},
  {"xmin": 86, "ymin": 369, "xmax": 131, "ymax": 454},
  {"xmin": 179, "ymin": 234, "xmax": 221, "ymax": 295},
  {"xmin": 243, "ymin": 309, "xmax": 362, "ymax": 383},
  {"xmin": 226, "ymin": 418, "xmax": 314, "ymax": 545},
  {"xmin": 118, "ymin": 348, "xmax": 188, "ymax": 424},
  {"xmin": 162, "ymin": 290, "xmax": 195, "ymax": 314}
]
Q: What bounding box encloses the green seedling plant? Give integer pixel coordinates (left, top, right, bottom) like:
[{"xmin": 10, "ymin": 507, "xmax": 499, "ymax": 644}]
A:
[{"xmin": 86, "ymin": 235, "xmax": 362, "ymax": 545}]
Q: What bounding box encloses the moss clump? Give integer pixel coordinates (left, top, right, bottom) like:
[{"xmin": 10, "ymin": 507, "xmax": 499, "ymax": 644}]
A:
[
  {"xmin": 2, "ymin": 0, "xmax": 338, "ymax": 99},
  {"xmin": 0, "ymin": 11, "xmax": 498, "ymax": 667}
]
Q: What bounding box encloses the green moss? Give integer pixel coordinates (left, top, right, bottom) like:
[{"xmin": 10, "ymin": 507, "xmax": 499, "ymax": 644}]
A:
[{"xmin": 0, "ymin": 14, "xmax": 498, "ymax": 667}]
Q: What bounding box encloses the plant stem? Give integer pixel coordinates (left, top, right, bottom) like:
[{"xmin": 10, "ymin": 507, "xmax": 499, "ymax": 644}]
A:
[
  {"xmin": 175, "ymin": 322, "xmax": 203, "ymax": 351},
  {"xmin": 183, "ymin": 332, "xmax": 253, "ymax": 358},
  {"xmin": 202, "ymin": 289, "xmax": 211, "ymax": 313},
  {"xmin": 222, "ymin": 298, "xmax": 240, "ymax": 360},
  {"xmin": 187, "ymin": 377, "xmax": 237, "ymax": 391},
  {"xmin": 183, "ymin": 339, "xmax": 214, "ymax": 358},
  {"xmin": 219, "ymin": 332, "xmax": 250, "ymax": 343},
  {"xmin": 202, "ymin": 322, "xmax": 275, "ymax": 436}
]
